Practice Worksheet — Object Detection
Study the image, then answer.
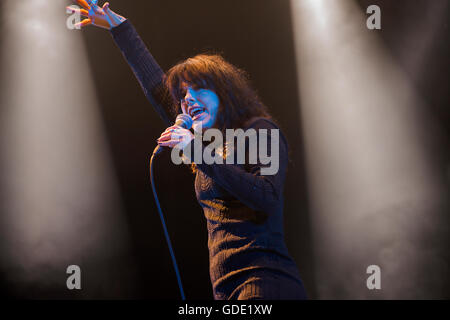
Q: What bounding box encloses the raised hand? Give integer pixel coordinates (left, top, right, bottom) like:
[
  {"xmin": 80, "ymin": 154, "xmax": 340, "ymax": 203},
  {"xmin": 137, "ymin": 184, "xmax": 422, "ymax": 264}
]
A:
[{"xmin": 67, "ymin": 0, "xmax": 126, "ymax": 30}]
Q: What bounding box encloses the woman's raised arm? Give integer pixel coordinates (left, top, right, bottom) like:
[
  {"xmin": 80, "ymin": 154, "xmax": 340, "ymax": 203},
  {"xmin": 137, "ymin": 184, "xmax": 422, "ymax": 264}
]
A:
[{"xmin": 67, "ymin": 1, "xmax": 174, "ymax": 125}]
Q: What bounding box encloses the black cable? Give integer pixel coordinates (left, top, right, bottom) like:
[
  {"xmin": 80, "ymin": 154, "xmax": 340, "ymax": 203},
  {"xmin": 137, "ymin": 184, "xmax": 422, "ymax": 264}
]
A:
[{"xmin": 149, "ymin": 146, "xmax": 186, "ymax": 300}]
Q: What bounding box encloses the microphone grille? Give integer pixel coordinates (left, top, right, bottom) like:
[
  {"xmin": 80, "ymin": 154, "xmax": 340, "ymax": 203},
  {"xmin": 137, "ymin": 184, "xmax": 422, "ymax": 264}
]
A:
[{"xmin": 175, "ymin": 113, "xmax": 193, "ymax": 129}]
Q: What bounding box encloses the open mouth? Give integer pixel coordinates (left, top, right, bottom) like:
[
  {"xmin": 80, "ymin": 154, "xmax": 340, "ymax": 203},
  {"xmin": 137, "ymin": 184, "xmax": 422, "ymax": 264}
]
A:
[{"xmin": 189, "ymin": 106, "xmax": 207, "ymax": 119}]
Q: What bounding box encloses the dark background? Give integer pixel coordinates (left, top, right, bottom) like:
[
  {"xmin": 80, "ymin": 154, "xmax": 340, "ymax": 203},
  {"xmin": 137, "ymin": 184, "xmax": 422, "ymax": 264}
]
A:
[
  {"xmin": 81, "ymin": 0, "xmax": 449, "ymax": 299},
  {"xmin": 82, "ymin": 0, "xmax": 448, "ymax": 299},
  {"xmin": 82, "ymin": 0, "xmax": 313, "ymax": 299},
  {"xmin": 0, "ymin": 0, "xmax": 448, "ymax": 299}
]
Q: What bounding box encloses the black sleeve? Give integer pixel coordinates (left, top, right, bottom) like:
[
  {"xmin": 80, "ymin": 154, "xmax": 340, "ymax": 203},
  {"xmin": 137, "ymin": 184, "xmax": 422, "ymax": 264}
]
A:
[
  {"xmin": 194, "ymin": 118, "xmax": 288, "ymax": 214},
  {"xmin": 110, "ymin": 20, "xmax": 174, "ymax": 126}
]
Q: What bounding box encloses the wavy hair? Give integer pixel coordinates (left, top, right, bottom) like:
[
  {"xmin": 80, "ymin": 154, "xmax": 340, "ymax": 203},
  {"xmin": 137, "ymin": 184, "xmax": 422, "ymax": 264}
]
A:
[
  {"xmin": 164, "ymin": 54, "xmax": 274, "ymax": 173},
  {"xmin": 165, "ymin": 54, "xmax": 271, "ymax": 132}
]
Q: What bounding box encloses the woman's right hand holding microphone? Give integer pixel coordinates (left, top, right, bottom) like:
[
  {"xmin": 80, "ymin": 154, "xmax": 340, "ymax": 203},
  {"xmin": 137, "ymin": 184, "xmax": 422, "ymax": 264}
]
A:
[{"xmin": 67, "ymin": 0, "xmax": 126, "ymax": 30}]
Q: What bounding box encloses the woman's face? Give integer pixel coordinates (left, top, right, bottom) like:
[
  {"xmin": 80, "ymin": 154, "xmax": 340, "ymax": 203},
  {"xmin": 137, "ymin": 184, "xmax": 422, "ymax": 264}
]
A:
[{"xmin": 180, "ymin": 82, "xmax": 220, "ymax": 130}]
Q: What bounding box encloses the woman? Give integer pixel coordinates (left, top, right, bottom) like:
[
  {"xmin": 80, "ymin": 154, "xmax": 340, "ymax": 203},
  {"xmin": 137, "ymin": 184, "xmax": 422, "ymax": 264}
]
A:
[{"xmin": 70, "ymin": 1, "xmax": 307, "ymax": 300}]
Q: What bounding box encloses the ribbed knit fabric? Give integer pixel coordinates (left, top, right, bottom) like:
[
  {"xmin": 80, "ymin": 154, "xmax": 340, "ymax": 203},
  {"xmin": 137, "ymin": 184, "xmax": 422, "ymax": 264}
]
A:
[
  {"xmin": 111, "ymin": 20, "xmax": 307, "ymax": 300},
  {"xmin": 110, "ymin": 20, "xmax": 174, "ymax": 125}
]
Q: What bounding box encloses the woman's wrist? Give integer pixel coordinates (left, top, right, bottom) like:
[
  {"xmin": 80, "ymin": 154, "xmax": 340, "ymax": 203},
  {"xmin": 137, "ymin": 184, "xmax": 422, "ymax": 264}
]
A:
[
  {"xmin": 105, "ymin": 5, "xmax": 127, "ymax": 29},
  {"xmin": 110, "ymin": 15, "xmax": 127, "ymax": 29}
]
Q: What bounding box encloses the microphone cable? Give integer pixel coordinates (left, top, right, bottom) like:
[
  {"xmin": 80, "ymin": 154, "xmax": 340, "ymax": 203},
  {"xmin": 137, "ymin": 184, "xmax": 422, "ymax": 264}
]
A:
[{"xmin": 149, "ymin": 145, "xmax": 186, "ymax": 300}]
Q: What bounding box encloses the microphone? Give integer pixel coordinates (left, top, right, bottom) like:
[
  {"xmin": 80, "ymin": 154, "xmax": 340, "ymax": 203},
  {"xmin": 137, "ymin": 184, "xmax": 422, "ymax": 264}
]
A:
[
  {"xmin": 149, "ymin": 113, "xmax": 192, "ymax": 299},
  {"xmin": 153, "ymin": 113, "xmax": 193, "ymax": 156}
]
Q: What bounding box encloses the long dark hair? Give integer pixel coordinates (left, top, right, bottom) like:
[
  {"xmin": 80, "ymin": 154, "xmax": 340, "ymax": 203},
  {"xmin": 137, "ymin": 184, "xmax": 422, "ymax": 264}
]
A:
[
  {"xmin": 165, "ymin": 54, "xmax": 272, "ymax": 131},
  {"xmin": 164, "ymin": 54, "xmax": 276, "ymax": 173}
]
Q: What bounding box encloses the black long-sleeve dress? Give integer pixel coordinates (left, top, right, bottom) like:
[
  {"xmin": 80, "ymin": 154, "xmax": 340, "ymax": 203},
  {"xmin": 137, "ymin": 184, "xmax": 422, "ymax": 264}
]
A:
[{"xmin": 110, "ymin": 20, "xmax": 307, "ymax": 300}]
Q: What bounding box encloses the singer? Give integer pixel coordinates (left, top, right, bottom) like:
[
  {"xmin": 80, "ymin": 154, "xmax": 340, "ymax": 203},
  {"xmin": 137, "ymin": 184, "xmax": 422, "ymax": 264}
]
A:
[{"xmin": 70, "ymin": 1, "xmax": 307, "ymax": 300}]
